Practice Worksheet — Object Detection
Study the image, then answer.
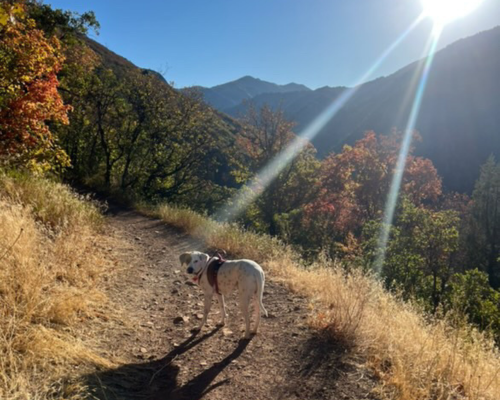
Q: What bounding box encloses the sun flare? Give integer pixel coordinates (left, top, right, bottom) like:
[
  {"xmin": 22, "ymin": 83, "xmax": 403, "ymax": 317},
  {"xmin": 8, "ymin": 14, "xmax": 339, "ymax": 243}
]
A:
[{"xmin": 421, "ymin": 0, "xmax": 483, "ymax": 26}]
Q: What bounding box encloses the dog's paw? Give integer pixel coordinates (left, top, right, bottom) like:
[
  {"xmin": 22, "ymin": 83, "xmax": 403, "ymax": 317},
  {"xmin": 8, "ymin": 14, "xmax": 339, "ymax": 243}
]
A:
[{"xmin": 243, "ymin": 331, "xmax": 255, "ymax": 340}]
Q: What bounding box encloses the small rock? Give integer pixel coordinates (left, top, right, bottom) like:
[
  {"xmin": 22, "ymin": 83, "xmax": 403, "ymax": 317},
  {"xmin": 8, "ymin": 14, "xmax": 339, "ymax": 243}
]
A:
[
  {"xmin": 171, "ymin": 288, "xmax": 179, "ymax": 295},
  {"xmin": 140, "ymin": 347, "xmax": 147, "ymax": 353},
  {"xmin": 174, "ymin": 270, "xmax": 180, "ymax": 274},
  {"xmin": 200, "ymin": 361, "xmax": 207, "ymax": 366},
  {"xmin": 135, "ymin": 236, "xmax": 141, "ymax": 241},
  {"xmin": 173, "ymin": 316, "xmax": 184, "ymax": 325},
  {"xmin": 185, "ymin": 281, "xmax": 196, "ymax": 286},
  {"xmin": 195, "ymin": 313, "xmax": 204, "ymax": 320},
  {"xmin": 222, "ymin": 328, "xmax": 233, "ymax": 337}
]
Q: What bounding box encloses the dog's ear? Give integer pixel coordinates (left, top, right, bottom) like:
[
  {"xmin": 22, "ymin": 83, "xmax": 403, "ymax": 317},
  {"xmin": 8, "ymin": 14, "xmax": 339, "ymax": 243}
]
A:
[{"xmin": 179, "ymin": 253, "xmax": 192, "ymax": 266}]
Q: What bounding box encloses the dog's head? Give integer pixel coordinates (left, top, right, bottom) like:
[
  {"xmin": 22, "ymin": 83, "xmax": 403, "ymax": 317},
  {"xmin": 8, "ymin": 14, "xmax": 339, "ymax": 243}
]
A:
[{"xmin": 179, "ymin": 251, "xmax": 209, "ymax": 278}]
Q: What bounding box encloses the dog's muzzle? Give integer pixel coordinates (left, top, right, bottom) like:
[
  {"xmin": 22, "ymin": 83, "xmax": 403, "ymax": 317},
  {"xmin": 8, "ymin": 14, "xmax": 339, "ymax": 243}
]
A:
[{"xmin": 187, "ymin": 267, "xmax": 194, "ymax": 274}]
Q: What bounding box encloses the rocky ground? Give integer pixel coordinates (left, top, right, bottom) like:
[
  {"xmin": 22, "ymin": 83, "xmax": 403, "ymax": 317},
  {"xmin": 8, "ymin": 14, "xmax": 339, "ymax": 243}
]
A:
[{"xmin": 83, "ymin": 206, "xmax": 379, "ymax": 400}]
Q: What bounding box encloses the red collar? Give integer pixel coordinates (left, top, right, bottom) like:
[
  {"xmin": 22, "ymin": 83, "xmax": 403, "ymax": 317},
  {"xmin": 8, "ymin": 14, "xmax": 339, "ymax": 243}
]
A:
[{"xmin": 192, "ymin": 257, "xmax": 224, "ymax": 294}]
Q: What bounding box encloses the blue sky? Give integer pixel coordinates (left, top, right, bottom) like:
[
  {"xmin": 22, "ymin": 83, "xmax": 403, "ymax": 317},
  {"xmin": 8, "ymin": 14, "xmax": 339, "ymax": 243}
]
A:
[{"xmin": 46, "ymin": 0, "xmax": 500, "ymax": 89}]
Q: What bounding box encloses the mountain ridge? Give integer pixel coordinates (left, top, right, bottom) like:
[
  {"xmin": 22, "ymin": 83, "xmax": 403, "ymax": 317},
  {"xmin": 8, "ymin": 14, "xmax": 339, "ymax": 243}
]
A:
[
  {"xmin": 199, "ymin": 25, "xmax": 500, "ymax": 192},
  {"xmin": 194, "ymin": 75, "xmax": 311, "ymax": 111}
]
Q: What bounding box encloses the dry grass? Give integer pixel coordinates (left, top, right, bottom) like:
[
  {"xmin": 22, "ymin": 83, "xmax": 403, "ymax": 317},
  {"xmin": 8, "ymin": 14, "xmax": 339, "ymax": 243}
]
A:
[
  {"xmin": 143, "ymin": 202, "xmax": 500, "ymax": 400},
  {"xmin": 0, "ymin": 171, "xmax": 104, "ymax": 232},
  {"xmin": 0, "ymin": 171, "xmax": 113, "ymax": 399}
]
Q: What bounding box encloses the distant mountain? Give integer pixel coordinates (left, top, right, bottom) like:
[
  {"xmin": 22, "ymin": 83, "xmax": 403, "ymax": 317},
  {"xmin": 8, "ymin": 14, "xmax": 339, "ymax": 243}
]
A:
[
  {"xmin": 207, "ymin": 27, "xmax": 500, "ymax": 193},
  {"xmin": 195, "ymin": 76, "xmax": 311, "ymax": 111}
]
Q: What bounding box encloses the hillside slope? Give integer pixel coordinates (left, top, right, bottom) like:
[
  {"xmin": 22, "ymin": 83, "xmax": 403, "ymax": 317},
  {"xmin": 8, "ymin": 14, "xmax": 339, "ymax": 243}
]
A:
[{"xmin": 215, "ymin": 27, "xmax": 500, "ymax": 192}]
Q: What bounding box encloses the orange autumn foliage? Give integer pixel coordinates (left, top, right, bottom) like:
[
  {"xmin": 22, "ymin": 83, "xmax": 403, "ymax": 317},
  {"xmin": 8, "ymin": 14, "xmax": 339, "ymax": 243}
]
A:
[
  {"xmin": 0, "ymin": 2, "xmax": 70, "ymax": 170},
  {"xmin": 304, "ymin": 131, "xmax": 442, "ymax": 240}
]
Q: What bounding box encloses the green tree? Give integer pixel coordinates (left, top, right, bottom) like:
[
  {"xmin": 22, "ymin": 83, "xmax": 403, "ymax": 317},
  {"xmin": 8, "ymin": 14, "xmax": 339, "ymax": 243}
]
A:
[
  {"xmin": 445, "ymin": 269, "xmax": 500, "ymax": 339},
  {"xmin": 364, "ymin": 199, "xmax": 460, "ymax": 312},
  {"xmin": 467, "ymin": 156, "xmax": 500, "ymax": 288}
]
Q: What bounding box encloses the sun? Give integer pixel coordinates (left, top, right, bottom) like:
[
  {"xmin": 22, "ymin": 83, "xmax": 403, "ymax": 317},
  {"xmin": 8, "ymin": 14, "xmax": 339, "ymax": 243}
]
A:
[{"xmin": 421, "ymin": 0, "xmax": 484, "ymax": 26}]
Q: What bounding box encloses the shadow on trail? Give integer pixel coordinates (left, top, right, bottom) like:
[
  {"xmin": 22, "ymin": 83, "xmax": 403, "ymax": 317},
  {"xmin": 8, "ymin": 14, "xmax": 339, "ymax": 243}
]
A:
[
  {"xmin": 86, "ymin": 326, "xmax": 250, "ymax": 400},
  {"xmin": 273, "ymin": 332, "xmax": 360, "ymax": 400}
]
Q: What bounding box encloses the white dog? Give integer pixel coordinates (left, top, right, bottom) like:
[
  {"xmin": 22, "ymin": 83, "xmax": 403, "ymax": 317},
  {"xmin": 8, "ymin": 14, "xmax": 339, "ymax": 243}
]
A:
[{"xmin": 179, "ymin": 251, "xmax": 268, "ymax": 339}]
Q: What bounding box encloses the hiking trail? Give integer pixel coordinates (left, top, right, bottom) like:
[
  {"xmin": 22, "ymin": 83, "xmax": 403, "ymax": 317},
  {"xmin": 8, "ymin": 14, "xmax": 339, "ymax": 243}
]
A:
[{"xmin": 84, "ymin": 206, "xmax": 378, "ymax": 400}]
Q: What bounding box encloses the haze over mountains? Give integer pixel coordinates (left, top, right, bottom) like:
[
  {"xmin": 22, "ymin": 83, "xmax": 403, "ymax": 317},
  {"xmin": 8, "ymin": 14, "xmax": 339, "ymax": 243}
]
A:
[{"xmin": 196, "ymin": 26, "xmax": 500, "ymax": 193}]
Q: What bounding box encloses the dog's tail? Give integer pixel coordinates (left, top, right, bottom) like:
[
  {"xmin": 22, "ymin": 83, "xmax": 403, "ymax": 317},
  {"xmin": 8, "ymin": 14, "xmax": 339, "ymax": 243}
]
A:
[{"xmin": 257, "ymin": 271, "xmax": 268, "ymax": 317}]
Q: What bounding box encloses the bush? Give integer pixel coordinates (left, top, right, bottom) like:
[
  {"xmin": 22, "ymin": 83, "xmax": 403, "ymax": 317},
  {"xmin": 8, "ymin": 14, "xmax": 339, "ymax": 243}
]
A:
[{"xmin": 446, "ymin": 269, "xmax": 500, "ymax": 339}]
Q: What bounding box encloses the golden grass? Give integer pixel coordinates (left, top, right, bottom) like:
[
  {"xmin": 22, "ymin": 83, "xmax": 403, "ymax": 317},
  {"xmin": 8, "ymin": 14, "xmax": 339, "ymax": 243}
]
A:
[
  {"xmin": 142, "ymin": 202, "xmax": 500, "ymax": 400},
  {"xmin": 0, "ymin": 171, "xmax": 113, "ymax": 399},
  {"xmin": 0, "ymin": 171, "xmax": 103, "ymax": 232}
]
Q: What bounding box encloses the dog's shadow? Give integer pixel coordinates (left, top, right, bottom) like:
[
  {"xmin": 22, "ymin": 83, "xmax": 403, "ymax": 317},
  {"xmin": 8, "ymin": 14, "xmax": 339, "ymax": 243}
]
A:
[{"xmin": 85, "ymin": 327, "xmax": 250, "ymax": 400}]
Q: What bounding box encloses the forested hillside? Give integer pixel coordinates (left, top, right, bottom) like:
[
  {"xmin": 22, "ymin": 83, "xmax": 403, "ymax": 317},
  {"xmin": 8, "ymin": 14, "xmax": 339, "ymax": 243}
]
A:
[
  {"xmin": 207, "ymin": 27, "xmax": 500, "ymax": 193},
  {"xmin": 17, "ymin": 4, "xmax": 246, "ymax": 212}
]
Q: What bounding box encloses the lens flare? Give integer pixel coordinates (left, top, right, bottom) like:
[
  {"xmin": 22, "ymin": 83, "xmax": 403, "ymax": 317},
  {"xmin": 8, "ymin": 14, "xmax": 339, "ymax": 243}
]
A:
[
  {"xmin": 214, "ymin": 15, "xmax": 425, "ymax": 223},
  {"xmin": 374, "ymin": 27, "xmax": 443, "ymax": 272}
]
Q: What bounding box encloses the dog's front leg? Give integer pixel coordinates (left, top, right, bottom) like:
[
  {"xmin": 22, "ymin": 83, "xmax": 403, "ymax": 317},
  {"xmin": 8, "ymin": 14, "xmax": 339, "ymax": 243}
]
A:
[
  {"xmin": 198, "ymin": 290, "xmax": 213, "ymax": 330},
  {"xmin": 216, "ymin": 293, "xmax": 227, "ymax": 326}
]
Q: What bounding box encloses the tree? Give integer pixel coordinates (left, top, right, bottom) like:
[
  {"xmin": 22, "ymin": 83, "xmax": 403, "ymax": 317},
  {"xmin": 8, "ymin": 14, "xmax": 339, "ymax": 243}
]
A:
[
  {"xmin": 445, "ymin": 269, "xmax": 500, "ymax": 340},
  {"xmin": 0, "ymin": 2, "xmax": 70, "ymax": 171},
  {"xmin": 467, "ymin": 156, "xmax": 500, "ymax": 288},
  {"xmin": 237, "ymin": 104, "xmax": 319, "ymax": 236},
  {"xmin": 363, "ymin": 199, "xmax": 461, "ymax": 312},
  {"xmin": 302, "ymin": 131, "xmax": 442, "ymax": 257}
]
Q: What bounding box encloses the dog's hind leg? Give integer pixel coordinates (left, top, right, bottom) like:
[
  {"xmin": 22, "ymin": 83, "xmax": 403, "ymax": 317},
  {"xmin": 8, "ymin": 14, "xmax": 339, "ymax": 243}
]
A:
[
  {"xmin": 216, "ymin": 293, "xmax": 227, "ymax": 326},
  {"xmin": 239, "ymin": 291, "xmax": 252, "ymax": 339},
  {"xmin": 252, "ymin": 294, "xmax": 261, "ymax": 334}
]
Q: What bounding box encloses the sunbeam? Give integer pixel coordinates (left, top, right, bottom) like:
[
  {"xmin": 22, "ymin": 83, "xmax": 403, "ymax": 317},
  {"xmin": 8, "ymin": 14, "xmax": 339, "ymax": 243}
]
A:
[
  {"xmin": 214, "ymin": 14, "xmax": 426, "ymax": 223},
  {"xmin": 374, "ymin": 26, "xmax": 443, "ymax": 272}
]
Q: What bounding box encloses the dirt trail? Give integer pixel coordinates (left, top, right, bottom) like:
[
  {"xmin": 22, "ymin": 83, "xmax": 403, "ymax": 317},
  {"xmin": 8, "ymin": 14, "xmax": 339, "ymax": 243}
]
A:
[{"xmin": 85, "ymin": 206, "xmax": 378, "ymax": 400}]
